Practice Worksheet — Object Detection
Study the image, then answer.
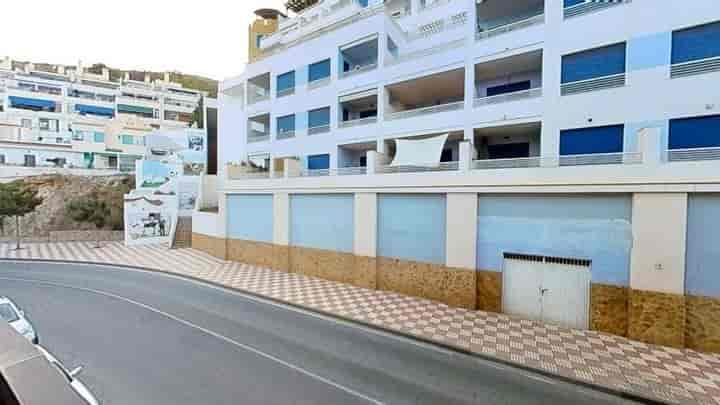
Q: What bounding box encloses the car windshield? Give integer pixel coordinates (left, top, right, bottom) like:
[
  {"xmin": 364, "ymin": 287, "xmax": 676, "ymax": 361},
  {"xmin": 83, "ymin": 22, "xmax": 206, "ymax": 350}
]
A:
[{"xmin": 0, "ymin": 303, "xmax": 19, "ymax": 323}]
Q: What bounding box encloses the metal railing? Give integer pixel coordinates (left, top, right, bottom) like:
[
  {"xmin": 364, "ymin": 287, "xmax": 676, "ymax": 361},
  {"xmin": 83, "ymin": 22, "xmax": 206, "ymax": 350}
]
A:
[
  {"xmin": 276, "ymin": 87, "xmax": 295, "ymax": 98},
  {"xmin": 307, "ymin": 77, "xmax": 331, "ymax": 90},
  {"xmin": 670, "ymin": 56, "xmax": 720, "ymax": 79},
  {"xmin": 474, "ymin": 87, "xmax": 542, "ymax": 107},
  {"xmin": 667, "ymin": 147, "xmax": 720, "ymax": 162},
  {"xmin": 472, "ymin": 157, "xmax": 542, "ymax": 170},
  {"xmin": 385, "ymin": 39, "xmax": 465, "ymax": 66},
  {"xmin": 376, "ymin": 161, "xmax": 459, "ymax": 174},
  {"xmin": 248, "ymin": 131, "xmax": 270, "ymax": 143},
  {"xmin": 308, "ymin": 125, "xmax": 331, "ymax": 135},
  {"xmin": 561, "ymin": 73, "xmax": 625, "ymax": 96},
  {"xmin": 228, "ymin": 171, "xmax": 271, "ymax": 180},
  {"xmin": 276, "ymin": 130, "xmax": 296, "ymax": 140},
  {"xmin": 295, "ymin": 166, "xmax": 368, "ymax": 178},
  {"xmin": 339, "ymin": 116, "xmax": 377, "ymax": 128},
  {"xmin": 340, "ymin": 62, "xmax": 378, "ymax": 78},
  {"xmin": 476, "ymin": 13, "xmax": 544, "ymax": 41},
  {"xmin": 386, "ymin": 101, "xmax": 464, "ymax": 121},
  {"xmin": 558, "ymin": 152, "xmax": 642, "ymax": 166},
  {"xmin": 564, "ymin": 0, "xmax": 629, "ymax": 19}
]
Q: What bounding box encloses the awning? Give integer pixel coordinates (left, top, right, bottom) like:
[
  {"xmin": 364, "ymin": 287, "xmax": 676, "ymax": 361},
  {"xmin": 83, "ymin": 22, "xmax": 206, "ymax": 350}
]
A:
[
  {"xmin": 117, "ymin": 104, "xmax": 154, "ymax": 115},
  {"xmin": 9, "ymin": 96, "xmax": 56, "ymax": 109},
  {"xmin": 75, "ymin": 104, "xmax": 115, "ymax": 117}
]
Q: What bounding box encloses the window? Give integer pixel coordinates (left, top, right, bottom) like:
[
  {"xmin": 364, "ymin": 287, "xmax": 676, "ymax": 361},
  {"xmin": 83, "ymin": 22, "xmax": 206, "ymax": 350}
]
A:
[
  {"xmin": 256, "ymin": 34, "xmax": 264, "ymax": 48},
  {"xmin": 669, "ymin": 115, "xmax": 720, "ymax": 149},
  {"xmin": 39, "ymin": 118, "xmax": 59, "ymax": 132},
  {"xmin": 21, "ymin": 119, "xmax": 32, "ymax": 129},
  {"xmin": 121, "ymin": 134, "xmax": 137, "ymax": 145},
  {"xmin": 0, "ymin": 154, "xmax": 5, "ymax": 165},
  {"xmin": 563, "ymin": 0, "xmax": 585, "ymax": 6},
  {"xmin": 24, "ymin": 155, "xmax": 36, "ymax": 167},
  {"xmin": 561, "ymin": 43, "xmax": 626, "ymax": 83},
  {"xmin": 307, "ymin": 154, "xmax": 330, "ymax": 170},
  {"xmin": 486, "ymin": 81, "xmax": 531, "ymax": 97},
  {"xmin": 276, "ymin": 71, "xmax": 295, "ymax": 96},
  {"xmin": 277, "ymin": 114, "xmax": 295, "ymax": 135},
  {"xmin": 560, "ymin": 125, "xmax": 624, "ymax": 155},
  {"xmin": 72, "ymin": 131, "xmax": 84, "ymax": 141},
  {"xmin": 672, "ymin": 21, "xmax": 720, "ymax": 64},
  {"xmin": 94, "ymin": 132, "xmax": 105, "ymax": 143},
  {"xmin": 308, "ymin": 59, "xmax": 331, "ymax": 82},
  {"xmin": 308, "ymin": 107, "xmax": 330, "ymax": 129}
]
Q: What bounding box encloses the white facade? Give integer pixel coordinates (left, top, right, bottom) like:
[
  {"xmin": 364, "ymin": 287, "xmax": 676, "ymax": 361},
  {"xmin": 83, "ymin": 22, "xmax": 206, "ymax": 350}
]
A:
[
  {"xmin": 218, "ymin": 0, "xmax": 720, "ymax": 179},
  {"xmin": 0, "ymin": 58, "xmax": 212, "ymax": 173}
]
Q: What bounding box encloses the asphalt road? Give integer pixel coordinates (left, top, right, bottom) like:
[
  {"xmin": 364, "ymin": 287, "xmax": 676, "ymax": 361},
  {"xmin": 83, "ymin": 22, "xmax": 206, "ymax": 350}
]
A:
[{"xmin": 0, "ymin": 261, "xmax": 642, "ymax": 405}]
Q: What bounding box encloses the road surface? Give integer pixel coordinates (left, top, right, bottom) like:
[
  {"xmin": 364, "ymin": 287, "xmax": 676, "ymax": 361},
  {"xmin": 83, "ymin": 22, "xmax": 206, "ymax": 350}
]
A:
[{"xmin": 0, "ymin": 261, "xmax": 641, "ymax": 405}]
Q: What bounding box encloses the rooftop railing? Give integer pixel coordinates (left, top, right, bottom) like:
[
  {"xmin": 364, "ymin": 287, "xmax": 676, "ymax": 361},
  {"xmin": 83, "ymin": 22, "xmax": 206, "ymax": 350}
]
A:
[
  {"xmin": 670, "ymin": 56, "xmax": 720, "ymax": 79},
  {"xmin": 561, "ymin": 73, "xmax": 625, "ymax": 96},
  {"xmin": 376, "ymin": 161, "xmax": 459, "ymax": 174},
  {"xmin": 667, "ymin": 147, "xmax": 720, "ymax": 162},
  {"xmin": 476, "ymin": 13, "xmax": 545, "ymax": 41},
  {"xmin": 558, "ymin": 152, "xmax": 642, "ymax": 166},
  {"xmin": 564, "ymin": 0, "xmax": 630, "ymax": 19},
  {"xmin": 386, "ymin": 101, "xmax": 464, "ymax": 121},
  {"xmin": 339, "ymin": 116, "xmax": 377, "ymax": 128},
  {"xmin": 474, "ymin": 87, "xmax": 542, "ymax": 107},
  {"xmin": 472, "ymin": 157, "xmax": 541, "ymax": 170}
]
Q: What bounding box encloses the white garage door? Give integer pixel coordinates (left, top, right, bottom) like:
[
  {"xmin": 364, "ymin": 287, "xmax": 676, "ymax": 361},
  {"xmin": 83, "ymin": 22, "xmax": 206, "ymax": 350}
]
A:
[{"xmin": 503, "ymin": 253, "xmax": 591, "ymax": 330}]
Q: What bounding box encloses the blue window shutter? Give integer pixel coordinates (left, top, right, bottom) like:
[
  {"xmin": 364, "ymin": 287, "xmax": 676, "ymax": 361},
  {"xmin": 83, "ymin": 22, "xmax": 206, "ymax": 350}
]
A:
[
  {"xmin": 308, "ymin": 107, "xmax": 330, "ymax": 128},
  {"xmin": 308, "ymin": 154, "xmax": 330, "ymax": 170},
  {"xmin": 669, "ymin": 115, "xmax": 720, "ymax": 149},
  {"xmin": 564, "ymin": 0, "xmax": 585, "ymax": 7},
  {"xmin": 671, "ymin": 21, "xmax": 720, "ymax": 64},
  {"xmin": 560, "ymin": 125, "xmax": 625, "ymax": 155},
  {"xmin": 277, "ymin": 115, "xmax": 295, "ymax": 132},
  {"xmin": 277, "ymin": 71, "xmax": 295, "ymax": 92},
  {"xmin": 561, "ymin": 43, "xmax": 627, "ymax": 83},
  {"xmin": 308, "ymin": 59, "xmax": 331, "ymax": 82},
  {"xmin": 486, "ymin": 81, "xmax": 531, "ymax": 97}
]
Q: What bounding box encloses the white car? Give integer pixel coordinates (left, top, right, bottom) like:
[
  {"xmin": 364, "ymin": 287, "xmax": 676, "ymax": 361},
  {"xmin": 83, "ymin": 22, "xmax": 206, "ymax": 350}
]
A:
[
  {"xmin": 0, "ymin": 296, "xmax": 38, "ymax": 344},
  {"xmin": 36, "ymin": 345, "xmax": 100, "ymax": 405}
]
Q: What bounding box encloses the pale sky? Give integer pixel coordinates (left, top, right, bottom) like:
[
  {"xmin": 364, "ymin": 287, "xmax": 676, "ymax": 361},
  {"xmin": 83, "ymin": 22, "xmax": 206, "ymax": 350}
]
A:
[{"xmin": 3, "ymin": 0, "xmax": 287, "ymax": 81}]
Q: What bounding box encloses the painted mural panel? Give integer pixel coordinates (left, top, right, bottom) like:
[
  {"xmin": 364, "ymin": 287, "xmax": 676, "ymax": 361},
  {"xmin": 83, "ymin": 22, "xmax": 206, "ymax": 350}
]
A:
[
  {"xmin": 686, "ymin": 194, "xmax": 720, "ymax": 298},
  {"xmin": 477, "ymin": 194, "xmax": 632, "ymax": 286},
  {"xmin": 227, "ymin": 194, "xmax": 273, "ymax": 242},
  {"xmin": 290, "ymin": 194, "xmax": 354, "ymax": 253},
  {"xmin": 146, "ymin": 129, "xmax": 207, "ymax": 175},
  {"xmin": 124, "ymin": 194, "xmax": 177, "ymax": 246},
  {"xmin": 378, "ymin": 194, "xmax": 446, "ymax": 265},
  {"xmin": 138, "ymin": 160, "xmax": 182, "ymax": 188}
]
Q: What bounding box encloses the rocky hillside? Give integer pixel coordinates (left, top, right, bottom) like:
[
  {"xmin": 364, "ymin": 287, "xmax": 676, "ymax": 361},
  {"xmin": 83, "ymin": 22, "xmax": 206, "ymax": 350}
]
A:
[{"xmin": 0, "ymin": 175, "xmax": 134, "ymax": 238}]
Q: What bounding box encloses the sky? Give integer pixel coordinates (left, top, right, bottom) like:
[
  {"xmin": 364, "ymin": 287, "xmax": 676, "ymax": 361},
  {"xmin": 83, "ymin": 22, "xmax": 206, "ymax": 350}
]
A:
[{"xmin": 2, "ymin": 0, "xmax": 287, "ymax": 80}]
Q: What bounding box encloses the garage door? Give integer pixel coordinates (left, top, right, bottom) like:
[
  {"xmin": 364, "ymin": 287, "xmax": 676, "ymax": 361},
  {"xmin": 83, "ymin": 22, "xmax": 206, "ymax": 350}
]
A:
[{"xmin": 503, "ymin": 253, "xmax": 591, "ymax": 330}]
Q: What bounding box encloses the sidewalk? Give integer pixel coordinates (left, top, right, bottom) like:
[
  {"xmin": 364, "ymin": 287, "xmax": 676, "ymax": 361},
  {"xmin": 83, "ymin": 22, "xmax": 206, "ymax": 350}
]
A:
[{"xmin": 1, "ymin": 242, "xmax": 719, "ymax": 405}]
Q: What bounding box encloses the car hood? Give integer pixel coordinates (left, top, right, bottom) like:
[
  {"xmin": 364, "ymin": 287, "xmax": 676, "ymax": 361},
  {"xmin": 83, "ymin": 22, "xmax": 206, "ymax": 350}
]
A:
[{"xmin": 71, "ymin": 379, "xmax": 100, "ymax": 405}]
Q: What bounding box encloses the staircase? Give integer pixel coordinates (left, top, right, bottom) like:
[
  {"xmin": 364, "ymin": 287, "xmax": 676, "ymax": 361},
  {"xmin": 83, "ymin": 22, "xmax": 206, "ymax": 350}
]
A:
[{"xmin": 172, "ymin": 217, "xmax": 192, "ymax": 249}]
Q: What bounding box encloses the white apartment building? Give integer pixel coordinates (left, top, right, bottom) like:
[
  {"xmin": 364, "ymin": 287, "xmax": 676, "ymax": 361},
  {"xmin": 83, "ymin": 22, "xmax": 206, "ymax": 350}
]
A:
[
  {"xmin": 0, "ymin": 57, "xmax": 209, "ymax": 173},
  {"xmin": 203, "ymin": 0, "xmax": 720, "ymax": 352}
]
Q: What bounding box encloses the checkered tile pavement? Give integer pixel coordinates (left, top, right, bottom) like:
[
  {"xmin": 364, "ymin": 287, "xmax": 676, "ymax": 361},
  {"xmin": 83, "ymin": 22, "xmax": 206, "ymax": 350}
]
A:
[{"xmin": 2, "ymin": 242, "xmax": 719, "ymax": 405}]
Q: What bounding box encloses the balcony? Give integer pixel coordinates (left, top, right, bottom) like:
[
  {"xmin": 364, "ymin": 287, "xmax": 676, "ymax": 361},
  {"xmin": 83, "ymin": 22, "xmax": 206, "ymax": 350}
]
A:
[
  {"xmin": 473, "ymin": 122, "xmax": 541, "ymax": 169},
  {"xmin": 476, "ymin": 0, "xmax": 544, "ymax": 41},
  {"xmin": 563, "ymin": 0, "xmax": 630, "ymax": 19},
  {"xmin": 247, "ymin": 73, "xmax": 271, "ymax": 105},
  {"xmin": 376, "ymin": 130, "xmax": 463, "ymax": 174},
  {"xmin": 339, "ymin": 117, "xmax": 377, "ymax": 128},
  {"xmin": 337, "ymin": 140, "xmax": 373, "ymax": 172},
  {"xmin": 405, "ymin": 11, "xmax": 468, "ymax": 41},
  {"xmin": 340, "ymin": 36, "xmax": 378, "ymax": 79},
  {"xmin": 558, "ymin": 152, "xmax": 642, "ymax": 166},
  {"xmin": 339, "ymin": 90, "xmax": 377, "ymax": 128},
  {"xmin": 474, "ymin": 50, "xmax": 543, "ymax": 107},
  {"xmin": 248, "ymin": 113, "xmax": 270, "ymax": 143},
  {"xmin": 667, "ymin": 147, "xmax": 720, "ymax": 162},
  {"xmin": 670, "ymin": 56, "xmax": 720, "ymax": 79},
  {"xmin": 561, "ymin": 73, "xmax": 625, "ymax": 96},
  {"xmin": 385, "ymin": 68, "xmax": 465, "ymax": 121}
]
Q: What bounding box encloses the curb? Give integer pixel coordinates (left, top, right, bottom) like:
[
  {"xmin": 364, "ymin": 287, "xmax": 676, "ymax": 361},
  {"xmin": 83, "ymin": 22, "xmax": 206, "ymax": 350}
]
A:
[{"xmin": 1, "ymin": 257, "xmax": 665, "ymax": 404}]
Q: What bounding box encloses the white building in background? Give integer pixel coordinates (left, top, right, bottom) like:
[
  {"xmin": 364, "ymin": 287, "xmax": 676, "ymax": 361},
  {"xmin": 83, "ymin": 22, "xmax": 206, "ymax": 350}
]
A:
[
  {"xmin": 202, "ymin": 0, "xmax": 720, "ymax": 352},
  {"xmin": 0, "ymin": 57, "xmax": 213, "ymax": 174}
]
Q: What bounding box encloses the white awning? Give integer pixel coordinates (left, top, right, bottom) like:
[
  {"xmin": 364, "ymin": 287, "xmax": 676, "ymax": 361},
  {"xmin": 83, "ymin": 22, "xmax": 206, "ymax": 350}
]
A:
[{"xmin": 390, "ymin": 133, "xmax": 448, "ymax": 167}]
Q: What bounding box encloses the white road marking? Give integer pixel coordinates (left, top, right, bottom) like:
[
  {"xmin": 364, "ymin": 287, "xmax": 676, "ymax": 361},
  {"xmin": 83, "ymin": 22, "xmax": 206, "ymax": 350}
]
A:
[{"xmin": 0, "ymin": 275, "xmax": 384, "ymax": 405}]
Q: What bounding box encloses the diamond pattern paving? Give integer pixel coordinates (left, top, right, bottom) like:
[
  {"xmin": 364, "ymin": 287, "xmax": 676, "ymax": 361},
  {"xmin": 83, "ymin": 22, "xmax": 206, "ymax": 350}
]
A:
[{"xmin": 1, "ymin": 242, "xmax": 719, "ymax": 405}]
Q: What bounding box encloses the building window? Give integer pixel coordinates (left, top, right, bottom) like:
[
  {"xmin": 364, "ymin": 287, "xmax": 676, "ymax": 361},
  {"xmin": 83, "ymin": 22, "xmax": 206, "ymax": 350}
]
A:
[
  {"xmin": 669, "ymin": 115, "xmax": 720, "ymax": 150},
  {"xmin": 256, "ymin": 34, "xmax": 264, "ymax": 48},
  {"xmin": 276, "ymin": 71, "xmax": 295, "ymax": 96},
  {"xmin": 0, "ymin": 154, "xmax": 5, "ymax": 165},
  {"xmin": 94, "ymin": 132, "xmax": 105, "ymax": 143},
  {"xmin": 39, "ymin": 118, "xmax": 59, "ymax": 132},
  {"xmin": 561, "ymin": 43, "xmax": 627, "ymax": 83},
  {"xmin": 72, "ymin": 131, "xmax": 85, "ymax": 141},
  {"xmin": 308, "ymin": 59, "xmax": 331, "ymax": 83},
  {"xmin": 308, "ymin": 107, "xmax": 330, "ymax": 129},
  {"xmin": 560, "ymin": 125, "xmax": 624, "ymax": 155},
  {"xmin": 121, "ymin": 135, "xmax": 135, "ymax": 145},
  {"xmin": 307, "ymin": 154, "xmax": 330, "ymax": 170},
  {"xmin": 672, "ymin": 21, "xmax": 720, "ymax": 64},
  {"xmin": 276, "ymin": 114, "xmax": 295, "ymax": 137}
]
